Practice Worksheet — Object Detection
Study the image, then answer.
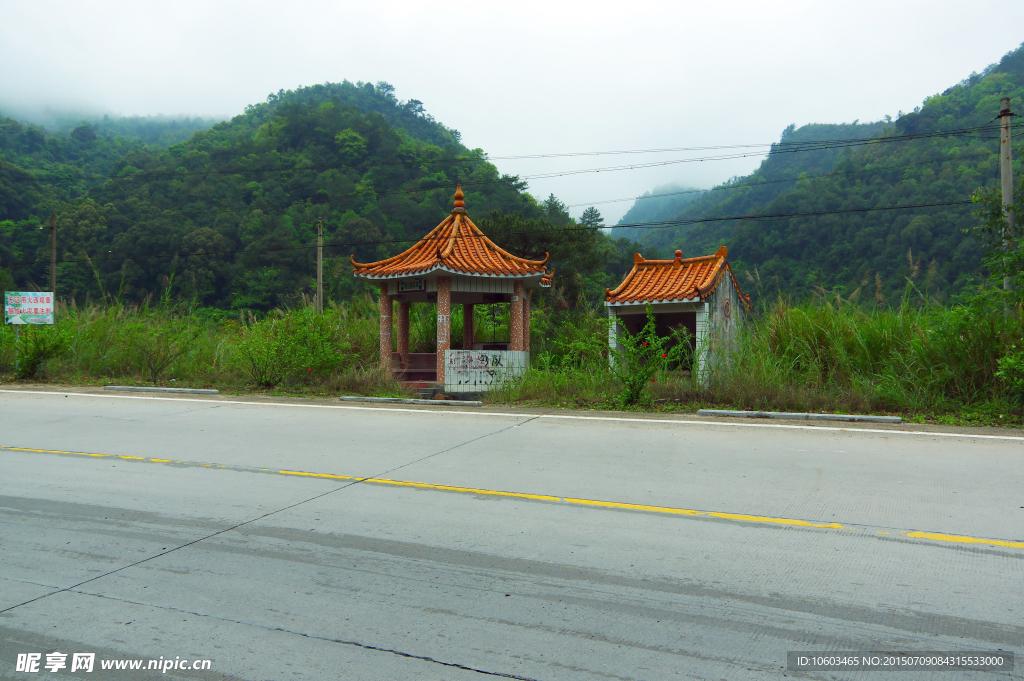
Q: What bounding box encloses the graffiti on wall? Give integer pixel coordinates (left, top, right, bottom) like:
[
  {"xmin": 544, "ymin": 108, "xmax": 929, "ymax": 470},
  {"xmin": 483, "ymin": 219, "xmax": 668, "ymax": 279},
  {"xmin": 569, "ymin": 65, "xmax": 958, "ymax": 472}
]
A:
[{"xmin": 445, "ymin": 350, "xmax": 529, "ymax": 392}]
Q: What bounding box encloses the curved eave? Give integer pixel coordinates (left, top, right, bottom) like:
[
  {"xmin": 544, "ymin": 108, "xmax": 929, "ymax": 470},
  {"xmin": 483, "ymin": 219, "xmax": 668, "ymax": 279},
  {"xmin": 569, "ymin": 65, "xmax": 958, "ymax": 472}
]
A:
[
  {"xmin": 353, "ymin": 264, "xmax": 551, "ymax": 281},
  {"xmin": 605, "ymin": 296, "xmax": 701, "ymax": 307}
]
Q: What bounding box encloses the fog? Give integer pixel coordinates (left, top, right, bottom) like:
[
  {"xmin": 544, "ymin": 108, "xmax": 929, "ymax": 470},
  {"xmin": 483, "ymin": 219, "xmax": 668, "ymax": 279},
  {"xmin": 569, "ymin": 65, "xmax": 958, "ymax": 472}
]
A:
[{"xmin": 2, "ymin": 0, "xmax": 1022, "ymax": 223}]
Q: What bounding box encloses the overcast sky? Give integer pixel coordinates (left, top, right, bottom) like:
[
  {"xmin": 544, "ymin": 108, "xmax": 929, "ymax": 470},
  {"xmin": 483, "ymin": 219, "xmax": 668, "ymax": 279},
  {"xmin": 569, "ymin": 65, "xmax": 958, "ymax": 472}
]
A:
[{"xmin": 2, "ymin": 0, "xmax": 1022, "ymax": 223}]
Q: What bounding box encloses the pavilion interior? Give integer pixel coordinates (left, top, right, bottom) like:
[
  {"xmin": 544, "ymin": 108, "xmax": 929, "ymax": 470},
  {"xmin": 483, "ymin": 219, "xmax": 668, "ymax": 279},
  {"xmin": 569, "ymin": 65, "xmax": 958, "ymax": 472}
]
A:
[{"xmin": 615, "ymin": 309, "xmax": 698, "ymax": 369}]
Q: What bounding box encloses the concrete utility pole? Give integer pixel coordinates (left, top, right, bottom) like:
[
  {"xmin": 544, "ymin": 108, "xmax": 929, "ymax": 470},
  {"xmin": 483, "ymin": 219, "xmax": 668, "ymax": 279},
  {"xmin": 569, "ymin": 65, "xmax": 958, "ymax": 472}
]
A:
[
  {"xmin": 316, "ymin": 217, "xmax": 324, "ymax": 314},
  {"xmin": 999, "ymin": 97, "xmax": 1015, "ymax": 292},
  {"xmin": 49, "ymin": 213, "xmax": 57, "ymax": 297}
]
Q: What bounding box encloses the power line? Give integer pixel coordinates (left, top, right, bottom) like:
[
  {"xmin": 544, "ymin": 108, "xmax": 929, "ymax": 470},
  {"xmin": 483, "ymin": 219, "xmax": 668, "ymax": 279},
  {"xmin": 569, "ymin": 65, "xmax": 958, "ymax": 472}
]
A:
[
  {"xmin": 4, "ymin": 126, "xmax": 1004, "ymax": 233},
  {"xmin": 3, "ymin": 199, "xmax": 974, "ymax": 269},
  {"xmin": 5, "ymin": 122, "xmax": 1001, "ymax": 185},
  {"xmin": 566, "ymin": 151, "xmax": 1001, "ymax": 210}
]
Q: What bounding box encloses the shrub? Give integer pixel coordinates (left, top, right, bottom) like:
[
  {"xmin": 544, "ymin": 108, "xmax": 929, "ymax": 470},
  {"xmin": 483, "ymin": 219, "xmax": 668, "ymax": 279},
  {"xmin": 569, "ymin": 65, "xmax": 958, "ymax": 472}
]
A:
[
  {"xmin": 997, "ymin": 345, "xmax": 1024, "ymax": 405},
  {"xmin": 121, "ymin": 317, "xmax": 202, "ymax": 383},
  {"xmin": 232, "ymin": 306, "xmax": 354, "ymax": 388},
  {"xmin": 609, "ymin": 305, "xmax": 688, "ymax": 406},
  {"xmin": 14, "ymin": 325, "xmax": 71, "ymax": 379}
]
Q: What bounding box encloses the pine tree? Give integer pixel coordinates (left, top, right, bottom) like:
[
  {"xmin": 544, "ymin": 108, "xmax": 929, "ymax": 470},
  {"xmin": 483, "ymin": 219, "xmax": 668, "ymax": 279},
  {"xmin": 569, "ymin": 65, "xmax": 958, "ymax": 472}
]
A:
[{"xmin": 580, "ymin": 206, "xmax": 604, "ymax": 229}]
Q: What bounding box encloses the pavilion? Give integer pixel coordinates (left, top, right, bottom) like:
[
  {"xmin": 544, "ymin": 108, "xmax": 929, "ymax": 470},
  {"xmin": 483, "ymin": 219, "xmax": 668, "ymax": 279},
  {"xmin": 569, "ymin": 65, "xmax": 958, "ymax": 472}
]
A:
[
  {"xmin": 352, "ymin": 186, "xmax": 554, "ymax": 392},
  {"xmin": 605, "ymin": 246, "xmax": 751, "ymax": 376}
]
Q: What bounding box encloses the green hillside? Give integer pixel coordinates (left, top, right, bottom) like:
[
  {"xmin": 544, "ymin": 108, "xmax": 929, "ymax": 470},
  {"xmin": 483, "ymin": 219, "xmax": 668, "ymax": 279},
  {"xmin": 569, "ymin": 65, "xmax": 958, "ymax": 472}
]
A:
[
  {"xmin": 2, "ymin": 81, "xmax": 620, "ymax": 308},
  {"xmin": 3, "ymin": 43, "xmax": 1022, "ymax": 312},
  {"xmin": 623, "ymin": 43, "xmax": 1024, "ymax": 304},
  {"xmin": 619, "ymin": 120, "xmax": 886, "ymax": 244},
  {"xmin": 615, "ymin": 182, "xmax": 705, "ymax": 239}
]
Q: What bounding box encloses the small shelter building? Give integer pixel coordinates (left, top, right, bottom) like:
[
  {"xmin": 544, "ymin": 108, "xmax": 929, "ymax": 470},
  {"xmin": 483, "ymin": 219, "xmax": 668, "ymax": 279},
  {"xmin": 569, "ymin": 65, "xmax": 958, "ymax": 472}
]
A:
[
  {"xmin": 352, "ymin": 186, "xmax": 553, "ymax": 393},
  {"xmin": 604, "ymin": 246, "xmax": 751, "ymax": 374}
]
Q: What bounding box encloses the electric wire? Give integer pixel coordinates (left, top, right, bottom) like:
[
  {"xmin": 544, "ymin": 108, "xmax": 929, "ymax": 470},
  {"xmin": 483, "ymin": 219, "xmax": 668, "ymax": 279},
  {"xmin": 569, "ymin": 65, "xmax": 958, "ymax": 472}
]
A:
[
  {"xmin": 564, "ymin": 150, "xmax": 1002, "ymax": 209},
  {"xmin": 2, "ymin": 199, "xmax": 974, "ymax": 269},
  {"xmin": 3, "ymin": 122, "xmax": 1003, "ymax": 185},
  {"xmin": 1, "ymin": 121, "xmax": 1007, "ymax": 271},
  {"xmin": 6, "ymin": 132, "xmax": 1007, "ymax": 231}
]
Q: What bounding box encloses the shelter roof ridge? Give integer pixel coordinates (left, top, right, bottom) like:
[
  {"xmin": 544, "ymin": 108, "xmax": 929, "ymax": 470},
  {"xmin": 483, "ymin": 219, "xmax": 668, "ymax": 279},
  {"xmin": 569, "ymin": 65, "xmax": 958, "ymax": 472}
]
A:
[{"xmin": 605, "ymin": 245, "xmax": 750, "ymax": 307}]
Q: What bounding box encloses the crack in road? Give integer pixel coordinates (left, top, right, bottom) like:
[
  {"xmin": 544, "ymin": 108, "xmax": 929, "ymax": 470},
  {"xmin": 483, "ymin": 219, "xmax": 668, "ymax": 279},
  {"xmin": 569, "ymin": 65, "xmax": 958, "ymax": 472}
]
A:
[
  {"xmin": 6, "ymin": 571, "xmax": 546, "ymax": 679},
  {"xmin": 0, "ymin": 415, "xmax": 542, "ymax": 617}
]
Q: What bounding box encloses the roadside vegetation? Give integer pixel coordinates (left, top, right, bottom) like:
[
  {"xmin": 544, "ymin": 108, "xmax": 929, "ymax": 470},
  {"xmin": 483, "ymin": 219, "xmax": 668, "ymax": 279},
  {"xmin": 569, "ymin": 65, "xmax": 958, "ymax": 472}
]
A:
[
  {"xmin": 2, "ymin": 48, "xmax": 1023, "ymax": 427},
  {"xmin": 2, "ymin": 284, "xmax": 1022, "ymax": 427},
  {"xmin": 0, "ymin": 294, "xmax": 407, "ymax": 398}
]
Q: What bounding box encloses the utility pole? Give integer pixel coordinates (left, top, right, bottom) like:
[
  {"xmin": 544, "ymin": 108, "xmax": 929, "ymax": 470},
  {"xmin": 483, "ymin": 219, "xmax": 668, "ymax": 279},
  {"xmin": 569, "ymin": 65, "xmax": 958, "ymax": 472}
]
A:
[
  {"xmin": 999, "ymin": 97, "xmax": 1015, "ymax": 292},
  {"xmin": 49, "ymin": 213, "xmax": 57, "ymax": 297},
  {"xmin": 316, "ymin": 217, "xmax": 324, "ymax": 314}
]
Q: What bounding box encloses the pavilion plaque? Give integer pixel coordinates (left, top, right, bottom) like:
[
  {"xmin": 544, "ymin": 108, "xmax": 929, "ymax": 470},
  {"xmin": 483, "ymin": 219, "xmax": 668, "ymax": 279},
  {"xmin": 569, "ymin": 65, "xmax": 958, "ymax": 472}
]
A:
[{"xmin": 399, "ymin": 279, "xmax": 425, "ymax": 292}]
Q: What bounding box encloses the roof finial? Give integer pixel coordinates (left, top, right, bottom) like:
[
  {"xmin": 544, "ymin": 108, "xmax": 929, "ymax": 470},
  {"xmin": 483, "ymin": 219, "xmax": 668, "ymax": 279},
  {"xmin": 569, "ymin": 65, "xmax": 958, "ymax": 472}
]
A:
[{"xmin": 453, "ymin": 184, "xmax": 465, "ymax": 209}]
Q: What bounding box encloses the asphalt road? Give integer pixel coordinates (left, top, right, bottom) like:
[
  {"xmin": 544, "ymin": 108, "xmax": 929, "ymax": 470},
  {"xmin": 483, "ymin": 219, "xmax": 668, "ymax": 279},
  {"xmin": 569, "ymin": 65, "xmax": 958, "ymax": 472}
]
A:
[{"xmin": 1, "ymin": 389, "xmax": 1022, "ymax": 680}]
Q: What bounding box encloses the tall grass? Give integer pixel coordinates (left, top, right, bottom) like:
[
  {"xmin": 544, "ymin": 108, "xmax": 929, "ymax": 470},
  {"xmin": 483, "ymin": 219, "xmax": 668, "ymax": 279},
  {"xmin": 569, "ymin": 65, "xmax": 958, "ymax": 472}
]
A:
[
  {"xmin": 492, "ymin": 291, "xmax": 1024, "ymax": 417},
  {"xmin": 0, "ymin": 294, "xmax": 410, "ymax": 396},
  {"xmin": 3, "ymin": 289, "xmax": 1021, "ymax": 417},
  {"xmin": 714, "ymin": 293, "xmax": 1023, "ymax": 413}
]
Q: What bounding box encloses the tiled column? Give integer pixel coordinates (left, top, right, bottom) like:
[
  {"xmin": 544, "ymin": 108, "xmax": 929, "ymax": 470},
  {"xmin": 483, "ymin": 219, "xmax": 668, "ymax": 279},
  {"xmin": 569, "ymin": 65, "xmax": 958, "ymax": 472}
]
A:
[
  {"xmin": 522, "ymin": 289, "xmax": 531, "ymax": 354},
  {"xmin": 436, "ymin": 276, "xmax": 451, "ymax": 383},
  {"xmin": 695, "ymin": 301, "xmax": 709, "ymax": 385},
  {"xmin": 379, "ymin": 284, "xmax": 392, "ymax": 372},
  {"xmin": 396, "ymin": 301, "xmax": 410, "ymax": 369},
  {"xmin": 607, "ymin": 306, "xmax": 618, "ymax": 367},
  {"xmin": 462, "ymin": 303, "xmax": 474, "ymax": 350},
  {"xmin": 510, "ymin": 280, "xmax": 524, "ymax": 352}
]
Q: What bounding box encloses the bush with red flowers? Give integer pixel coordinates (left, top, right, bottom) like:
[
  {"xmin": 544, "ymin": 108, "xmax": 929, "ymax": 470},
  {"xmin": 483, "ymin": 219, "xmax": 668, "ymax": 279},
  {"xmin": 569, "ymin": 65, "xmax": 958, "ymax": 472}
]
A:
[{"xmin": 608, "ymin": 305, "xmax": 689, "ymax": 406}]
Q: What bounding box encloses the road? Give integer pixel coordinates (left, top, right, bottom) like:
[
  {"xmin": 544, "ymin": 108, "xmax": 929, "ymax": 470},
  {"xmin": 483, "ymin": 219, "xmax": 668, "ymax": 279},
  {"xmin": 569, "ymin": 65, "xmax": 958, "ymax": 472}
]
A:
[{"xmin": 0, "ymin": 388, "xmax": 1022, "ymax": 680}]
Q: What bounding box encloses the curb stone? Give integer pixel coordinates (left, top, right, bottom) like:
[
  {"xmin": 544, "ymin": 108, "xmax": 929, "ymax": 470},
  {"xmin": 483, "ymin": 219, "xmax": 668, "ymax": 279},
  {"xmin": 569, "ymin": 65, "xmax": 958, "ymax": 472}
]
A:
[
  {"xmin": 104, "ymin": 386, "xmax": 219, "ymax": 395},
  {"xmin": 696, "ymin": 409, "xmax": 902, "ymax": 424},
  {"xmin": 339, "ymin": 396, "xmax": 483, "ymax": 407}
]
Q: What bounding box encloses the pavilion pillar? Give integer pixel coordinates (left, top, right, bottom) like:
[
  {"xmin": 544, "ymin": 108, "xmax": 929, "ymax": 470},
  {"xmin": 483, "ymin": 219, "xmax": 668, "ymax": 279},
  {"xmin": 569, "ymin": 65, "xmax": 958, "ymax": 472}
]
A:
[
  {"xmin": 510, "ymin": 280, "xmax": 524, "ymax": 352},
  {"xmin": 607, "ymin": 306, "xmax": 620, "ymax": 367},
  {"xmin": 379, "ymin": 284, "xmax": 393, "ymax": 372},
  {"xmin": 396, "ymin": 300, "xmax": 410, "ymax": 369},
  {"xmin": 436, "ymin": 276, "xmax": 451, "ymax": 383},
  {"xmin": 462, "ymin": 303, "xmax": 474, "ymax": 350},
  {"xmin": 522, "ymin": 289, "xmax": 531, "ymax": 354}
]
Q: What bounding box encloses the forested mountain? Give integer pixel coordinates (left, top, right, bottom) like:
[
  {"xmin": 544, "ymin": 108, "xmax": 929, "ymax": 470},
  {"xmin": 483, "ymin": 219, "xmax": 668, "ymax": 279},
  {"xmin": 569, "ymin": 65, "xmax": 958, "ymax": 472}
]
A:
[
  {"xmin": 3, "ymin": 42, "xmax": 1022, "ymax": 311},
  {"xmin": 0, "ymin": 106, "xmax": 220, "ymax": 146},
  {"xmin": 621, "ymin": 44, "xmax": 1024, "ymax": 304},
  {"xmin": 614, "ymin": 182, "xmax": 704, "ymax": 239},
  {"xmin": 1, "ymin": 81, "xmax": 645, "ymax": 308},
  {"xmin": 618, "ymin": 120, "xmax": 886, "ymax": 244}
]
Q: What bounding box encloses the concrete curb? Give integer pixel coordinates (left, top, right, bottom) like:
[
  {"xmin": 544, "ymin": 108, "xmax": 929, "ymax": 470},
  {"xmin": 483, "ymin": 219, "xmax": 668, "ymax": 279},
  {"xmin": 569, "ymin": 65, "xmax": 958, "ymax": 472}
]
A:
[
  {"xmin": 696, "ymin": 409, "xmax": 902, "ymax": 424},
  {"xmin": 105, "ymin": 386, "xmax": 219, "ymax": 395},
  {"xmin": 339, "ymin": 396, "xmax": 483, "ymax": 407}
]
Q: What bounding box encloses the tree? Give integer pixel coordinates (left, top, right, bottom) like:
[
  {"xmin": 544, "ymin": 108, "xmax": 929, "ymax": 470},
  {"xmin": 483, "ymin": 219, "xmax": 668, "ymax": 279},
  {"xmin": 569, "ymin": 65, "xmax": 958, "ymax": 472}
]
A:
[
  {"xmin": 543, "ymin": 194, "xmax": 571, "ymax": 225},
  {"xmin": 970, "ymin": 156, "xmax": 1023, "ymax": 295},
  {"xmin": 580, "ymin": 206, "xmax": 604, "ymax": 229},
  {"xmin": 70, "ymin": 124, "xmax": 97, "ymax": 144}
]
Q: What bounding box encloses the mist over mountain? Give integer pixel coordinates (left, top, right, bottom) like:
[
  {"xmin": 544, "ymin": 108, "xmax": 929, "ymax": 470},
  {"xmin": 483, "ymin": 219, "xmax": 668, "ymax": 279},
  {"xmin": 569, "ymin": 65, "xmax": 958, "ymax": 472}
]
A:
[
  {"xmin": 0, "ymin": 80, "xmax": 645, "ymax": 308},
  {"xmin": 2, "ymin": 43, "xmax": 1023, "ymax": 309},
  {"xmin": 614, "ymin": 182, "xmax": 704, "ymax": 240},
  {"xmin": 0, "ymin": 104, "xmax": 223, "ymax": 148}
]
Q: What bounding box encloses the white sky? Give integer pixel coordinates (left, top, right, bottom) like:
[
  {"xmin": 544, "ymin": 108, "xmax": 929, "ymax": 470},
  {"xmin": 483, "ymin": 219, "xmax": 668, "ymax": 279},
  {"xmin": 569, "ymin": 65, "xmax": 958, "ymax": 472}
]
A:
[{"xmin": 2, "ymin": 0, "xmax": 1022, "ymax": 224}]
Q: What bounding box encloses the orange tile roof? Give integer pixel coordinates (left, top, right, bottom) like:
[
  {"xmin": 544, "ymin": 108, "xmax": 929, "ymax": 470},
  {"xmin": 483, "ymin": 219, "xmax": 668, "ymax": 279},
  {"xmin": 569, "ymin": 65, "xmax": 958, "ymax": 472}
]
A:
[
  {"xmin": 352, "ymin": 185, "xmax": 553, "ymax": 283},
  {"xmin": 605, "ymin": 246, "xmax": 751, "ymax": 307}
]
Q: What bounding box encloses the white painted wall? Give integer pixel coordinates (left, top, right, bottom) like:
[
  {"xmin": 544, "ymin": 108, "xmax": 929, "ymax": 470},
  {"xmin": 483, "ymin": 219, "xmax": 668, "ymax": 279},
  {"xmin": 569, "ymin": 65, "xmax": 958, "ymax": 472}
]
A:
[{"xmin": 445, "ymin": 350, "xmax": 530, "ymax": 393}]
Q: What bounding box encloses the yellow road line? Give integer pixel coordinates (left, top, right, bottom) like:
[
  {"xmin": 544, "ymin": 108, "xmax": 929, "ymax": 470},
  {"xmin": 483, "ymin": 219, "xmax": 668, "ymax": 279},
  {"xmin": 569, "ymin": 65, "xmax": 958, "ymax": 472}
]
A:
[
  {"xmin": 3, "ymin": 445, "xmax": 1021, "ymax": 550},
  {"xmin": 904, "ymin": 531, "xmax": 1024, "ymax": 549},
  {"xmin": 280, "ymin": 470, "xmax": 353, "ymax": 481},
  {"xmin": 362, "ymin": 476, "xmax": 562, "ymax": 502}
]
